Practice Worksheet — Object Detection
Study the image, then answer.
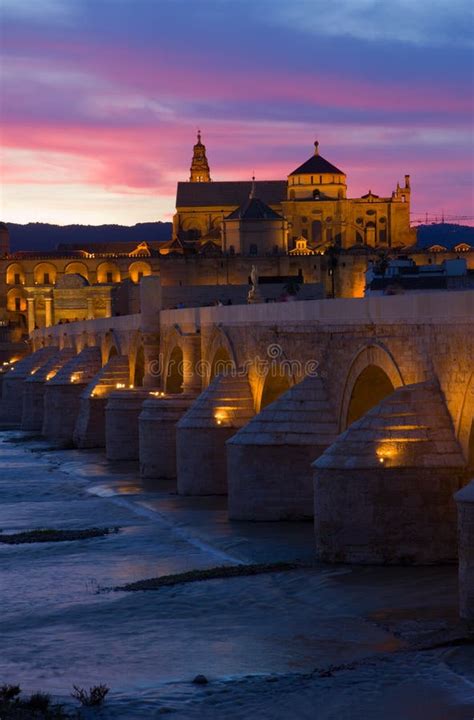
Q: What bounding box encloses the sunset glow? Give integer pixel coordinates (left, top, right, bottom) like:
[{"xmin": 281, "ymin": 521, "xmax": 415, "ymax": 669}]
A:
[{"xmin": 0, "ymin": 0, "xmax": 473, "ymax": 225}]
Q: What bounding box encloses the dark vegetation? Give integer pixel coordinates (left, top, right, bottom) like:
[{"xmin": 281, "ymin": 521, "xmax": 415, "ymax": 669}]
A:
[
  {"xmin": 415, "ymin": 223, "xmax": 474, "ymax": 249},
  {"xmin": 4, "ymin": 221, "xmax": 473, "ymax": 253},
  {"xmin": 6, "ymin": 222, "xmax": 172, "ymax": 252},
  {"xmin": 0, "ymin": 527, "xmax": 119, "ymax": 544},
  {"xmin": 117, "ymin": 560, "xmax": 310, "ymax": 591},
  {"xmin": 71, "ymin": 685, "xmax": 109, "ymax": 707},
  {"xmin": 0, "ymin": 685, "xmax": 81, "ymax": 719}
]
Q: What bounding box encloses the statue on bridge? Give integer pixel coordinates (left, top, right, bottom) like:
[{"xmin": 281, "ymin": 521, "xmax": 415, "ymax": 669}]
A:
[{"xmin": 247, "ymin": 265, "xmax": 262, "ymax": 304}]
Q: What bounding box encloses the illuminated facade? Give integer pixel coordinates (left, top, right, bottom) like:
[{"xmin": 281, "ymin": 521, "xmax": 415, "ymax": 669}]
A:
[
  {"xmin": 173, "ymin": 135, "xmax": 416, "ymax": 252},
  {"xmin": 0, "ymin": 235, "xmax": 160, "ymax": 334}
]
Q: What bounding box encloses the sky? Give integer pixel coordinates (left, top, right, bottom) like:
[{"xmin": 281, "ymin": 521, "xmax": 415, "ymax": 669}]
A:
[{"xmin": 0, "ymin": 0, "xmax": 473, "ymax": 226}]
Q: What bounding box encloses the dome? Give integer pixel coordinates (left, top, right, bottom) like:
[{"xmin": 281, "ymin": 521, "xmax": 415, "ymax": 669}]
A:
[{"xmin": 289, "ymin": 141, "xmax": 345, "ymax": 177}]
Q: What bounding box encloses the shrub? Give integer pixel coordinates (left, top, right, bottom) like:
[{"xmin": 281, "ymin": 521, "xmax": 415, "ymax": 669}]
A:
[
  {"xmin": 0, "ymin": 684, "xmax": 21, "ymax": 703},
  {"xmin": 71, "ymin": 685, "xmax": 109, "ymax": 707},
  {"xmin": 27, "ymin": 692, "xmax": 51, "ymax": 712}
]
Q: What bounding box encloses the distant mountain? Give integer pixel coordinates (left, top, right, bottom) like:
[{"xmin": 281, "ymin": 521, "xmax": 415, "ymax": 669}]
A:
[
  {"xmin": 2, "ymin": 220, "xmax": 473, "ymax": 253},
  {"xmin": 415, "ymin": 223, "xmax": 474, "ymax": 250},
  {"xmin": 4, "ymin": 222, "xmax": 173, "ymax": 252}
]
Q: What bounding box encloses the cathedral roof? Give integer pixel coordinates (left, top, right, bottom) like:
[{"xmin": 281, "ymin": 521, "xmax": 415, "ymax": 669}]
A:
[
  {"xmin": 226, "ymin": 196, "xmax": 283, "ymax": 221},
  {"xmin": 176, "ymin": 180, "xmax": 286, "ymax": 208},
  {"xmin": 289, "ymin": 142, "xmax": 344, "ymax": 176}
]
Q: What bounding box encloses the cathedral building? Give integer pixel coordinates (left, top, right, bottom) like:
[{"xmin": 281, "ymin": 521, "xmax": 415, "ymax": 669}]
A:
[
  {"xmin": 172, "ymin": 134, "xmax": 416, "ymax": 253},
  {"xmin": 1, "ymin": 133, "xmax": 470, "ymax": 342}
]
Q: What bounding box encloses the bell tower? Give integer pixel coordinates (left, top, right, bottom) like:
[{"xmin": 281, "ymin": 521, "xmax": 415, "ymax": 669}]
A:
[
  {"xmin": 189, "ymin": 131, "xmax": 211, "ymax": 182},
  {"xmin": 0, "ymin": 223, "xmax": 10, "ymax": 257}
]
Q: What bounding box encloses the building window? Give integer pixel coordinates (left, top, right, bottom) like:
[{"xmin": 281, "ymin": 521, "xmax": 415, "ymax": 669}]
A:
[
  {"xmin": 106, "ymin": 272, "xmax": 113, "ymax": 283},
  {"xmin": 137, "ymin": 271, "xmax": 143, "ymax": 282},
  {"xmin": 319, "ymin": 175, "xmax": 322, "ymax": 183},
  {"xmin": 313, "ymin": 189, "xmax": 321, "ymax": 200},
  {"xmin": 301, "ymin": 216, "xmax": 308, "ymax": 223},
  {"xmin": 14, "ymin": 273, "xmax": 20, "ymax": 285},
  {"xmin": 311, "ymin": 176, "xmax": 314, "ymax": 184},
  {"xmin": 15, "ymin": 297, "xmax": 21, "ymax": 311},
  {"xmin": 43, "ymin": 273, "xmax": 50, "ymax": 285},
  {"xmin": 379, "ymin": 229, "xmax": 387, "ymax": 244},
  {"xmin": 311, "ymin": 220, "xmax": 322, "ymax": 243},
  {"xmin": 249, "ymin": 244, "xmax": 258, "ymax": 256}
]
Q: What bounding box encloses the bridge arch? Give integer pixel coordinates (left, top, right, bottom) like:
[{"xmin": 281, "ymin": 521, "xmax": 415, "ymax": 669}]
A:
[
  {"xmin": 204, "ymin": 327, "xmax": 237, "ymax": 385},
  {"xmin": 128, "ymin": 332, "xmax": 146, "ymax": 387},
  {"xmin": 456, "ymin": 371, "xmax": 474, "ymax": 470},
  {"xmin": 339, "ymin": 343, "xmax": 404, "ymax": 431},
  {"xmin": 102, "ymin": 331, "xmax": 121, "ymax": 366},
  {"xmin": 165, "ymin": 345, "xmax": 184, "ymax": 394},
  {"xmin": 74, "ymin": 331, "xmax": 89, "ymax": 353},
  {"xmin": 258, "ymin": 365, "xmax": 292, "ymax": 411},
  {"xmin": 209, "ymin": 346, "xmax": 235, "ymax": 381}
]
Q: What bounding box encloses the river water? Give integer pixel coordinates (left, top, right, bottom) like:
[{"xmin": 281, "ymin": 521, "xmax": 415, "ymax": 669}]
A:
[{"xmin": 1, "ymin": 432, "xmax": 473, "ymax": 718}]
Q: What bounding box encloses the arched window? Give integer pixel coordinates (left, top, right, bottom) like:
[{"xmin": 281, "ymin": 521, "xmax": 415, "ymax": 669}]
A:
[
  {"xmin": 311, "ymin": 220, "xmax": 322, "ymax": 243},
  {"xmin": 96, "ymin": 262, "xmax": 121, "ymax": 284},
  {"xmin": 128, "ymin": 261, "xmax": 152, "ymax": 283},
  {"xmin": 6, "ymin": 263, "xmax": 25, "ymax": 286},
  {"xmin": 33, "ymin": 262, "xmax": 57, "ymax": 286}
]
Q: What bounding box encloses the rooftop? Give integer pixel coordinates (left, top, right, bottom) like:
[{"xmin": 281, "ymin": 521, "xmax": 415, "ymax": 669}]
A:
[
  {"xmin": 289, "ymin": 142, "xmax": 345, "ymax": 177},
  {"xmin": 176, "ymin": 180, "xmax": 286, "ymax": 208}
]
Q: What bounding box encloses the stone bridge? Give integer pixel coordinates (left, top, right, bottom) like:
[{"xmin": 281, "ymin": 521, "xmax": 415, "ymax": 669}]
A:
[{"xmin": 2, "ymin": 288, "xmax": 474, "ymax": 612}]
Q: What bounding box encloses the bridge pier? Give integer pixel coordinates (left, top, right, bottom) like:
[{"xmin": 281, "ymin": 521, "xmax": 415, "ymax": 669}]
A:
[
  {"xmin": 105, "ymin": 388, "xmax": 150, "ymax": 461},
  {"xmin": 139, "ymin": 393, "xmax": 197, "ymax": 479},
  {"xmin": 0, "ymin": 347, "xmax": 58, "ymax": 427},
  {"xmin": 455, "ymin": 481, "xmax": 474, "ymax": 619},
  {"xmin": 42, "ymin": 347, "xmax": 102, "ymax": 444},
  {"xmin": 227, "ymin": 376, "xmax": 339, "ymax": 520},
  {"xmin": 176, "ymin": 373, "xmax": 255, "ymax": 495},
  {"xmin": 313, "ymin": 381, "xmax": 467, "ymax": 564},
  {"xmin": 73, "ymin": 354, "xmax": 130, "ymax": 448},
  {"xmin": 21, "ymin": 349, "xmax": 75, "ymax": 430}
]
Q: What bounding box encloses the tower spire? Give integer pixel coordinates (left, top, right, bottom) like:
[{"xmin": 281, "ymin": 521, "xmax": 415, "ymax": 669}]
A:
[
  {"xmin": 249, "ymin": 174, "xmax": 256, "ymax": 199},
  {"xmin": 190, "ymin": 130, "xmax": 211, "ymax": 182}
]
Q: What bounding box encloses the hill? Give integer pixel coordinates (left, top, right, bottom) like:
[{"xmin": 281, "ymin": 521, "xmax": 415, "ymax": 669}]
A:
[
  {"xmin": 4, "ymin": 222, "xmax": 173, "ymax": 253},
  {"xmin": 2, "ymin": 221, "xmax": 473, "ymax": 253},
  {"xmin": 415, "ymin": 223, "xmax": 474, "ymax": 250}
]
